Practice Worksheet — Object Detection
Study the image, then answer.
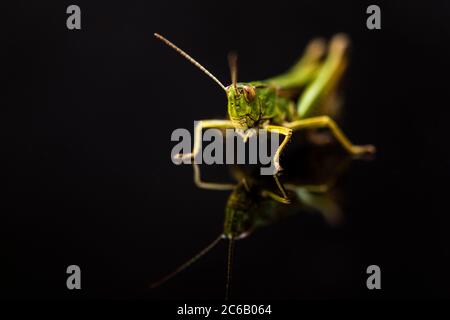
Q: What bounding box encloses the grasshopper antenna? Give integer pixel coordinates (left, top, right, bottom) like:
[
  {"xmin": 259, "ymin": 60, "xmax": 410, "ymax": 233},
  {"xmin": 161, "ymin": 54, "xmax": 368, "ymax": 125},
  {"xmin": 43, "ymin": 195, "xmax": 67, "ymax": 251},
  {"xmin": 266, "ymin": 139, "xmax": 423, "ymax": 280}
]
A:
[
  {"xmin": 227, "ymin": 52, "xmax": 238, "ymax": 94},
  {"xmin": 150, "ymin": 235, "xmax": 223, "ymax": 289},
  {"xmin": 225, "ymin": 237, "xmax": 235, "ymax": 300},
  {"xmin": 154, "ymin": 33, "xmax": 227, "ymax": 92}
]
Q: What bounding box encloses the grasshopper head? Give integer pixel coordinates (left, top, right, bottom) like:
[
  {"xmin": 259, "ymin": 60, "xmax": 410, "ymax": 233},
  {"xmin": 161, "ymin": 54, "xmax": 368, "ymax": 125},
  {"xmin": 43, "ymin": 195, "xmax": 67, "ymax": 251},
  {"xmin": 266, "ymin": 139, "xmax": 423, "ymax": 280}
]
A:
[
  {"xmin": 226, "ymin": 84, "xmax": 260, "ymax": 129},
  {"xmin": 223, "ymin": 183, "xmax": 257, "ymax": 239},
  {"xmin": 153, "ymin": 34, "xmax": 262, "ymax": 130}
]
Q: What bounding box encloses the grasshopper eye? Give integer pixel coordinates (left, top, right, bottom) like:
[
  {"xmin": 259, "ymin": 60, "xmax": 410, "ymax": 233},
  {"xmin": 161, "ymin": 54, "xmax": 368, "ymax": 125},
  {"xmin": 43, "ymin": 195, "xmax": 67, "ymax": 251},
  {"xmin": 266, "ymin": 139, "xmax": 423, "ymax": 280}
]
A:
[{"xmin": 243, "ymin": 86, "xmax": 256, "ymax": 102}]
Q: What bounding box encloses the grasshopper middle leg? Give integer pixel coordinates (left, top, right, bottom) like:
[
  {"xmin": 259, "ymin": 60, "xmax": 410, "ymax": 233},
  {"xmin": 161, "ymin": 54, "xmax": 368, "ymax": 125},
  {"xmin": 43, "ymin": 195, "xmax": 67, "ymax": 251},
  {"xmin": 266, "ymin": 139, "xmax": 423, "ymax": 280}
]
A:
[
  {"xmin": 284, "ymin": 116, "xmax": 375, "ymax": 155},
  {"xmin": 265, "ymin": 125, "xmax": 293, "ymax": 173}
]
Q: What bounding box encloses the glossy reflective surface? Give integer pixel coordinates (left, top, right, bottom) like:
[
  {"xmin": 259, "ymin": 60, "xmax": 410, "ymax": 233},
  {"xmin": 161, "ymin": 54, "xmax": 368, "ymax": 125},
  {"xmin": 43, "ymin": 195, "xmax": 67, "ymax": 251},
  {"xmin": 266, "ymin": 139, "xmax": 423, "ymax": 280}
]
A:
[{"xmin": 3, "ymin": 0, "xmax": 450, "ymax": 299}]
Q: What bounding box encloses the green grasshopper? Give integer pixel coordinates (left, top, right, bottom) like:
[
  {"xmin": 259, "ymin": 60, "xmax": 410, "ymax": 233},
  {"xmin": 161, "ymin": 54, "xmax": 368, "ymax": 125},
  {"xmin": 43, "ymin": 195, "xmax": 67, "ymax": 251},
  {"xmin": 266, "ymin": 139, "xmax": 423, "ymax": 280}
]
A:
[
  {"xmin": 154, "ymin": 33, "xmax": 375, "ymax": 176},
  {"xmin": 152, "ymin": 33, "xmax": 375, "ymax": 298}
]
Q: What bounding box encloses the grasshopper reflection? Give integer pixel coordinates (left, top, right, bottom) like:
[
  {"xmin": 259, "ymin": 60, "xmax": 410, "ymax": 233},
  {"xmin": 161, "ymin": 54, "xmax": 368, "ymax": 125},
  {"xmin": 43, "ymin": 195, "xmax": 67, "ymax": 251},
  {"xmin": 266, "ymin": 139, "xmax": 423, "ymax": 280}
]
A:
[{"xmin": 151, "ymin": 147, "xmax": 355, "ymax": 299}]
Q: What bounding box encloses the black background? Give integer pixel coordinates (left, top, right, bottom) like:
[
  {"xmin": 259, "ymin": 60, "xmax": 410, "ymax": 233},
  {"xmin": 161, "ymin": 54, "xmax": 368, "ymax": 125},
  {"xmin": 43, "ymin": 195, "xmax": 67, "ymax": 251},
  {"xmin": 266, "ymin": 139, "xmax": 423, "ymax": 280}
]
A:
[{"xmin": 3, "ymin": 0, "xmax": 450, "ymax": 300}]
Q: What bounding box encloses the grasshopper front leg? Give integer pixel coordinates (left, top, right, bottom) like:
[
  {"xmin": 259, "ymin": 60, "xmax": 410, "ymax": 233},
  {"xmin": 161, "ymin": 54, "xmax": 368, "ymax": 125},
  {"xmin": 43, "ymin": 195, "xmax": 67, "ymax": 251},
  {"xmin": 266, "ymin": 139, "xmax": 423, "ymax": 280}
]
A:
[
  {"xmin": 284, "ymin": 116, "xmax": 375, "ymax": 155},
  {"xmin": 261, "ymin": 174, "xmax": 291, "ymax": 204},
  {"xmin": 192, "ymin": 163, "xmax": 236, "ymax": 190},
  {"xmin": 265, "ymin": 125, "xmax": 293, "ymax": 173},
  {"xmin": 174, "ymin": 119, "xmax": 236, "ymax": 189},
  {"xmin": 175, "ymin": 119, "xmax": 235, "ymax": 161}
]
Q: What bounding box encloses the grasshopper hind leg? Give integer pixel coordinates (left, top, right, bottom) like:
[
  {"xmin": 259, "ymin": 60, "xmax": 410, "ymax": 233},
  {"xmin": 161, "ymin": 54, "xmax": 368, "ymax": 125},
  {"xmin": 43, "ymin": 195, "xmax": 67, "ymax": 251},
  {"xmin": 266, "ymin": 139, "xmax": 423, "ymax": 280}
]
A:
[{"xmin": 297, "ymin": 34, "xmax": 349, "ymax": 118}]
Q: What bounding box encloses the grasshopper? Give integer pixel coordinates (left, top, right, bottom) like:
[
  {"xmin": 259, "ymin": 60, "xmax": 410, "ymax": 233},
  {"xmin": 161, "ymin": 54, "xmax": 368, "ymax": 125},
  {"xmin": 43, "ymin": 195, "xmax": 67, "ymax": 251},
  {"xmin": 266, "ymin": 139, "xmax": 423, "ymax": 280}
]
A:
[
  {"xmin": 155, "ymin": 33, "xmax": 375, "ymax": 176},
  {"xmin": 152, "ymin": 33, "xmax": 375, "ymax": 298}
]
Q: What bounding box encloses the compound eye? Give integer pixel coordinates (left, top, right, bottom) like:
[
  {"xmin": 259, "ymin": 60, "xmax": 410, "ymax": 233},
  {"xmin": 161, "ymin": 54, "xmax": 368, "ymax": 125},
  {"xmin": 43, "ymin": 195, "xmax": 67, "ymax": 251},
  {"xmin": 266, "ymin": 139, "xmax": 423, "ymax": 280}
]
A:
[{"xmin": 243, "ymin": 86, "xmax": 256, "ymax": 102}]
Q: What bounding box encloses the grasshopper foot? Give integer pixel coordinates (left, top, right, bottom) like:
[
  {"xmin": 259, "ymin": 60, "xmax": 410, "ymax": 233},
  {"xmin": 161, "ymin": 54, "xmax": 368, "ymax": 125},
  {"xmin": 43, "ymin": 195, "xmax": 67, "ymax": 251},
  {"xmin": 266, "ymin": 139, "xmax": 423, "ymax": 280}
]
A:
[
  {"xmin": 351, "ymin": 144, "xmax": 376, "ymax": 155},
  {"xmin": 279, "ymin": 196, "xmax": 291, "ymax": 204},
  {"xmin": 173, "ymin": 153, "xmax": 194, "ymax": 162},
  {"xmin": 350, "ymin": 145, "xmax": 376, "ymax": 161},
  {"xmin": 273, "ymin": 161, "xmax": 283, "ymax": 175}
]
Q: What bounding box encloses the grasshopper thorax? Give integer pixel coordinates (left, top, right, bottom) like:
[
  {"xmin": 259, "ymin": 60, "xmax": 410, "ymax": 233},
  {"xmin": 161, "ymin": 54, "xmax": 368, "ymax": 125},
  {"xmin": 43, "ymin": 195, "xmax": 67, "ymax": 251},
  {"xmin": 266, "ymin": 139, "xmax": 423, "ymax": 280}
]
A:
[{"xmin": 226, "ymin": 84, "xmax": 260, "ymax": 129}]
